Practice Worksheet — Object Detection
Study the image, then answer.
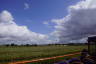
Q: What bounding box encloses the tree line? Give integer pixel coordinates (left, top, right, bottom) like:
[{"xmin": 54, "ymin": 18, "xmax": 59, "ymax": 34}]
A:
[{"xmin": 0, "ymin": 43, "xmax": 87, "ymax": 47}]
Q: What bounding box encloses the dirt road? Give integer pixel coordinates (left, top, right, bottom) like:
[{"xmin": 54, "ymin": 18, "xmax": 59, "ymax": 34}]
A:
[{"xmin": 9, "ymin": 52, "xmax": 80, "ymax": 64}]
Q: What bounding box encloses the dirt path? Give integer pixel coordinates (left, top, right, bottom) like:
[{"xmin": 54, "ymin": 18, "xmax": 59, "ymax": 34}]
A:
[{"xmin": 9, "ymin": 52, "xmax": 81, "ymax": 64}]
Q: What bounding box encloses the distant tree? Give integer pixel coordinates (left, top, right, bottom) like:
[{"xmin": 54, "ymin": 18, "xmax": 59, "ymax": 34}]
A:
[
  {"xmin": 68, "ymin": 43, "xmax": 74, "ymax": 45},
  {"xmin": 10, "ymin": 43, "xmax": 17, "ymax": 46},
  {"xmin": 32, "ymin": 44, "xmax": 37, "ymax": 46},
  {"xmin": 25, "ymin": 44, "xmax": 30, "ymax": 46},
  {"xmin": 5, "ymin": 44, "xmax": 10, "ymax": 47},
  {"xmin": 48, "ymin": 44, "xmax": 52, "ymax": 46}
]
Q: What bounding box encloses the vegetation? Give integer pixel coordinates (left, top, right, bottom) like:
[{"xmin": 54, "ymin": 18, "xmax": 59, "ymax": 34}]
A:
[{"xmin": 0, "ymin": 45, "xmax": 87, "ymax": 64}]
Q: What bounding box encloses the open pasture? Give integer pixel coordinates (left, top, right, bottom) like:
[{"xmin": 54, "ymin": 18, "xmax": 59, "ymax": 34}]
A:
[{"xmin": 0, "ymin": 45, "xmax": 87, "ymax": 64}]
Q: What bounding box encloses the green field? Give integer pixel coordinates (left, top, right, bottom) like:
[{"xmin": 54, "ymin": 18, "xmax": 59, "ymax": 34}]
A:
[{"xmin": 0, "ymin": 45, "xmax": 87, "ymax": 64}]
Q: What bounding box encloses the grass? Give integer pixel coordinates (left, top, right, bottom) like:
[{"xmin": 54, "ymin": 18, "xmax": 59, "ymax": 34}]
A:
[{"xmin": 0, "ymin": 45, "xmax": 87, "ymax": 64}]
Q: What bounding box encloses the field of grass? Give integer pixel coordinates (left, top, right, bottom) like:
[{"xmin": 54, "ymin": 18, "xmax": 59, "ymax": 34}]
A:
[{"xmin": 0, "ymin": 45, "xmax": 87, "ymax": 64}]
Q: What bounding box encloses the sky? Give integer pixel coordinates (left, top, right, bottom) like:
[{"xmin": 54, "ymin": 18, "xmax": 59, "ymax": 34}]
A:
[
  {"xmin": 0, "ymin": 0, "xmax": 96, "ymax": 44},
  {"xmin": 0, "ymin": 0, "xmax": 79, "ymax": 34}
]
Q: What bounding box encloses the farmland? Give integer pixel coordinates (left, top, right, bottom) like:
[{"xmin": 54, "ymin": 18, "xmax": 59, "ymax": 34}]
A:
[{"xmin": 0, "ymin": 45, "xmax": 87, "ymax": 64}]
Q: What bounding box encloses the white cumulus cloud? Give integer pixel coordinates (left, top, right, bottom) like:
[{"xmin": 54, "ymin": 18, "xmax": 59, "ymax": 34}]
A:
[
  {"xmin": 24, "ymin": 3, "xmax": 29, "ymax": 10},
  {"xmin": 0, "ymin": 10, "xmax": 49, "ymax": 44}
]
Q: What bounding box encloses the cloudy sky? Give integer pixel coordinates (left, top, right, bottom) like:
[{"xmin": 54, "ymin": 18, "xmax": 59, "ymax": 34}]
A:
[{"xmin": 0, "ymin": 0, "xmax": 96, "ymax": 44}]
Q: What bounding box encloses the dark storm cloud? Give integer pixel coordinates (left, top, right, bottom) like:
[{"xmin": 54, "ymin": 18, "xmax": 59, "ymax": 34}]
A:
[{"xmin": 52, "ymin": 0, "xmax": 96, "ymax": 43}]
